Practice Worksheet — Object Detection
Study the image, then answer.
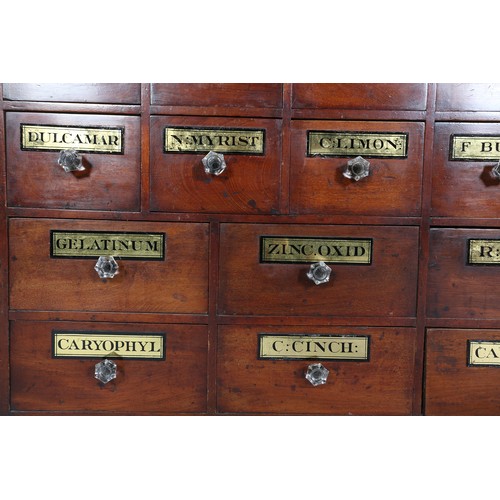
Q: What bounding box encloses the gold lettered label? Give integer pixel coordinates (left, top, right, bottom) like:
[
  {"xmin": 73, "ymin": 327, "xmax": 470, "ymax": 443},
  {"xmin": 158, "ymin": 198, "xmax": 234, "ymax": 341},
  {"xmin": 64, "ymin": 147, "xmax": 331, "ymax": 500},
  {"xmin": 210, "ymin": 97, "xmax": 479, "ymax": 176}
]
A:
[
  {"xmin": 468, "ymin": 239, "xmax": 500, "ymax": 265},
  {"xmin": 468, "ymin": 340, "xmax": 500, "ymax": 366},
  {"xmin": 259, "ymin": 334, "xmax": 369, "ymax": 361},
  {"xmin": 307, "ymin": 131, "xmax": 408, "ymax": 158},
  {"xmin": 164, "ymin": 127, "xmax": 265, "ymax": 154},
  {"xmin": 451, "ymin": 135, "xmax": 500, "ymax": 161},
  {"xmin": 53, "ymin": 331, "xmax": 165, "ymax": 360},
  {"xmin": 260, "ymin": 236, "xmax": 372, "ymax": 264},
  {"xmin": 51, "ymin": 231, "xmax": 165, "ymax": 260},
  {"xmin": 21, "ymin": 124, "xmax": 124, "ymax": 154}
]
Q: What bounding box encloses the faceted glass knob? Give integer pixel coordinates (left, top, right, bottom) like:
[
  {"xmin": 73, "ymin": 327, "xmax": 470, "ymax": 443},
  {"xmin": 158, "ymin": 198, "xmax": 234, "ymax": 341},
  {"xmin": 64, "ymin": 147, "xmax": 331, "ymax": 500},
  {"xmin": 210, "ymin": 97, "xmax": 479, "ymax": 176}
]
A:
[
  {"xmin": 491, "ymin": 161, "xmax": 500, "ymax": 180},
  {"xmin": 58, "ymin": 149, "xmax": 84, "ymax": 173},
  {"xmin": 94, "ymin": 256, "xmax": 119, "ymax": 279},
  {"xmin": 95, "ymin": 359, "xmax": 117, "ymax": 384},
  {"xmin": 307, "ymin": 261, "xmax": 332, "ymax": 285},
  {"xmin": 343, "ymin": 156, "xmax": 370, "ymax": 181},
  {"xmin": 202, "ymin": 151, "xmax": 226, "ymax": 175},
  {"xmin": 305, "ymin": 363, "xmax": 329, "ymax": 386}
]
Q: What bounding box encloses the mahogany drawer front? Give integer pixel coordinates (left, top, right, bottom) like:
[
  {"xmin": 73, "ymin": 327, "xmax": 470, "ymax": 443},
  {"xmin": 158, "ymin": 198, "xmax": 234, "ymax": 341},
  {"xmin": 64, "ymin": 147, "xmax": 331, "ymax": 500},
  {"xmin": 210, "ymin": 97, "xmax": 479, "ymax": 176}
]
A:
[
  {"xmin": 9, "ymin": 219, "xmax": 209, "ymax": 314},
  {"xmin": 436, "ymin": 83, "xmax": 500, "ymax": 111},
  {"xmin": 219, "ymin": 224, "xmax": 419, "ymax": 318},
  {"xmin": 431, "ymin": 122, "xmax": 500, "ymax": 218},
  {"xmin": 290, "ymin": 120, "xmax": 424, "ymax": 216},
  {"xmin": 3, "ymin": 83, "xmax": 141, "ymax": 104},
  {"xmin": 217, "ymin": 325, "xmax": 416, "ymax": 415},
  {"xmin": 425, "ymin": 328, "xmax": 500, "ymax": 415},
  {"xmin": 6, "ymin": 112, "xmax": 141, "ymax": 211},
  {"xmin": 427, "ymin": 228, "xmax": 500, "ymax": 320},
  {"xmin": 10, "ymin": 321, "xmax": 208, "ymax": 413},
  {"xmin": 151, "ymin": 83, "xmax": 283, "ymax": 108},
  {"xmin": 292, "ymin": 83, "xmax": 427, "ymax": 110},
  {"xmin": 150, "ymin": 116, "xmax": 281, "ymax": 214}
]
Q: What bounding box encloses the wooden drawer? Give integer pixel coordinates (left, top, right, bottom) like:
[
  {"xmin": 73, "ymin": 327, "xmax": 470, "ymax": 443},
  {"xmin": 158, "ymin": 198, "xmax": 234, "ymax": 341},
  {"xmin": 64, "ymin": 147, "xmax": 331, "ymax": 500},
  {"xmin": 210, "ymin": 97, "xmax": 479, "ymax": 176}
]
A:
[
  {"xmin": 217, "ymin": 325, "xmax": 416, "ymax": 415},
  {"xmin": 6, "ymin": 112, "xmax": 140, "ymax": 211},
  {"xmin": 425, "ymin": 328, "xmax": 500, "ymax": 415},
  {"xmin": 219, "ymin": 224, "xmax": 419, "ymax": 318},
  {"xmin": 9, "ymin": 219, "xmax": 209, "ymax": 314},
  {"xmin": 292, "ymin": 83, "xmax": 427, "ymax": 110},
  {"xmin": 10, "ymin": 320, "xmax": 208, "ymax": 413},
  {"xmin": 290, "ymin": 120, "xmax": 424, "ymax": 216},
  {"xmin": 431, "ymin": 122, "xmax": 500, "ymax": 218},
  {"xmin": 436, "ymin": 83, "xmax": 500, "ymax": 111},
  {"xmin": 150, "ymin": 116, "xmax": 281, "ymax": 214},
  {"xmin": 151, "ymin": 83, "xmax": 283, "ymax": 108},
  {"xmin": 427, "ymin": 228, "xmax": 500, "ymax": 319},
  {"xmin": 3, "ymin": 83, "xmax": 141, "ymax": 104}
]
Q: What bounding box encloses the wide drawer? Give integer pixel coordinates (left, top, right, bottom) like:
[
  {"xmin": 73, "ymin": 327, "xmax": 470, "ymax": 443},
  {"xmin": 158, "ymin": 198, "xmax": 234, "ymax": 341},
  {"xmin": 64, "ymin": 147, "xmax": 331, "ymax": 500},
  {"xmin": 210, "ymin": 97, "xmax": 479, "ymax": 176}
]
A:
[
  {"xmin": 425, "ymin": 328, "xmax": 500, "ymax": 415},
  {"xmin": 290, "ymin": 120, "xmax": 424, "ymax": 216},
  {"xmin": 217, "ymin": 325, "xmax": 416, "ymax": 415},
  {"xmin": 431, "ymin": 122, "xmax": 500, "ymax": 218},
  {"xmin": 219, "ymin": 224, "xmax": 419, "ymax": 318},
  {"xmin": 151, "ymin": 83, "xmax": 283, "ymax": 108},
  {"xmin": 150, "ymin": 116, "xmax": 281, "ymax": 214},
  {"xmin": 9, "ymin": 219, "xmax": 209, "ymax": 314},
  {"xmin": 292, "ymin": 83, "xmax": 427, "ymax": 110},
  {"xmin": 427, "ymin": 228, "xmax": 500, "ymax": 319},
  {"xmin": 6, "ymin": 112, "xmax": 141, "ymax": 211},
  {"xmin": 10, "ymin": 321, "xmax": 208, "ymax": 413},
  {"xmin": 3, "ymin": 83, "xmax": 141, "ymax": 104},
  {"xmin": 436, "ymin": 83, "xmax": 500, "ymax": 111}
]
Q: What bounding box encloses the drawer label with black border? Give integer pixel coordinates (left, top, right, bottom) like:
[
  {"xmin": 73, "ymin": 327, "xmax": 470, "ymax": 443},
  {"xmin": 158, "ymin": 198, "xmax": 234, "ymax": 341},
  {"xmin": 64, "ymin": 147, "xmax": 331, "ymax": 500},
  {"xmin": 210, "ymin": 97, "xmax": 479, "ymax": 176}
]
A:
[
  {"xmin": 164, "ymin": 126, "xmax": 265, "ymax": 155},
  {"xmin": 468, "ymin": 239, "xmax": 500, "ymax": 265},
  {"xmin": 50, "ymin": 231, "xmax": 165, "ymax": 260},
  {"xmin": 52, "ymin": 331, "xmax": 166, "ymax": 360},
  {"xmin": 468, "ymin": 340, "xmax": 500, "ymax": 367},
  {"xmin": 260, "ymin": 236, "xmax": 372, "ymax": 264},
  {"xmin": 258, "ymin": 334, "xmax": 370, "ymax": 361},
  {"xmin": 21, "ymin": 124, "xmax": 125, "ymax": 154},
  {"xmin": 307, "ymin": 131, "xmax": 408, "ymax": 158},
  {"xmin": 450, "ymin": 135, "xmax": 500, "ymax": 161}
]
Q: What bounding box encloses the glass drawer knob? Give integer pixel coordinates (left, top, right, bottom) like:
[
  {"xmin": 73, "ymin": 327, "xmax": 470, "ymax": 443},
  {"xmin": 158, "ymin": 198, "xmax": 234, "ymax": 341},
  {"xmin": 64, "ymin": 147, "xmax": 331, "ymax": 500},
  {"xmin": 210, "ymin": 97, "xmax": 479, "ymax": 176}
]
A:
[
  {"xmin": 94, "ymin": 256, "xmax": 119, "ymax": 279},
  {"xmin": 491, "ymin": 161, "xmax": 500, "ymax": 180},
  {"xmin": 58, "ymin": 149, "xmax": 85, "ymax": 173},
  {"xmin": 343, "ymin": 155, "xmax": 370, "ymax": 181},
  {"xmin": 305, "ymin": 363, "xmax": 329, "ymax": 386},
  {"xmin": 307, "ymin": 261, "xmax": 332, "ymax": 285},
  {"xmin": 95, "ymin": 359, "xmax": 117, "ymax": 384},
  {"xmin": 202, "ymin": 151, "xmax": 226, "ymax": 176}
]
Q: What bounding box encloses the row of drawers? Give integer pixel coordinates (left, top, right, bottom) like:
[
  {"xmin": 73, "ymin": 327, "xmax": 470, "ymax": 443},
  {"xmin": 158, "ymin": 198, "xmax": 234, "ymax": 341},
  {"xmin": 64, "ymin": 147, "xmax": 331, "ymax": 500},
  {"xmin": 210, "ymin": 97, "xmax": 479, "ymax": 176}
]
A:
[
  {"xmin": 5, "ymin": 83, "xmax": 500, "ymax": 112},
  {"xmin": 9, "ymin": 320, "xmax": 498, "ymax": 415},
  {"xmin": 7, "ymin": 112, "xmax": 500, "ymax": 217},
  {"xmin": 8, "ymin": 218, "xmax": 500, "ymax": 320}
]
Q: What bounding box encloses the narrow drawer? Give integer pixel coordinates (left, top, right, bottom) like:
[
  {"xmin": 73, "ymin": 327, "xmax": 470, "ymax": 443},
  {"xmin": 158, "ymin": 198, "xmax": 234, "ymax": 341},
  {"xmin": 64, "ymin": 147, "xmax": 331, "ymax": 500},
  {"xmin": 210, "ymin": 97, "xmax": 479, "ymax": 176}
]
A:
[
  {"xmin": 292, "ymin": 83, "xmax": 427, "ymax": 110},
  {"xmin": 6, "ymin": 112, "xmax": 140, "ymax": 211},
  {"xmin": 9, "ymin": 219, "xmax": 209, "ymax": 314},
  {"xmin": 3, "ymin": 83, "xmax": 141, "ymax": 104},
  {"xmin": 436, "ymin": 83, "xmax": 500, "ymax": 111},
  {"xmin": 10, "ymin": 321, "xmax": 208, "ymax": 413},
  {"xmin": 150, "ymin": 116, "xmax": 281, "ymax": 214},
  {"xmin": 217, "ymin": 325, "xmax": 416, "ymax": 415},
  {"xmin": 426, "ymin": 328, "xmax": 500, "ymax": 415},
  {"xmin": 219, "ymin": 223, "xmax": 419, "ymax": 318},
  {"xmin": 427, "ymin": 228, "xmax": 500, "ymax": 319},
  {"xmin": 290, "ymin": 120, "xmax": 424, "ymax": 216},
  {"xmin": 151, "ymin": 83, "xmax": 283, "ymax": 108}
]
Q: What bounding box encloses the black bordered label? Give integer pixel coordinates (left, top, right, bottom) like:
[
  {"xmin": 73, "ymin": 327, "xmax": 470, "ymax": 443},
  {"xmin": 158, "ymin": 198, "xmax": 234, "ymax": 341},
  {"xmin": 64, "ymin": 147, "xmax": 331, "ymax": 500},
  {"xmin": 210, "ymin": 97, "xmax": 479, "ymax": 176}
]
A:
[
  {"xmin": 50, "ymin": 230, "xmax": 166, "ymax": 260},
  {"xmin": 164, "ymin": 126, "xmax": 266, "ymax": 155},
  {"xmin": 468, "ymin": 340, "xmax": 500, "ymax": 367},
  {"xmin": 450, "ymin": 134, "xmax": 500, "ymax": 161},
  {"xmin": 467, "ymin": 239, "xmax": 500, "ymax": 265},
  {"xmin": 260, "ymin": 236, "xmax": 373, "ymax": 264},
  {"xmin": 258, "ymin": 334, "xmax": 370, "ymax": 361},
  {"xmin": 307, "ymin": 130, "xmax": 408, "ymax": 158},
  {"xmin": 52, "ymin": 331, "xmax": 166, "ymax": 360},
  {"xmin": 21, "ymin": 124, "xmax": 125, "ymax": 154}
]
